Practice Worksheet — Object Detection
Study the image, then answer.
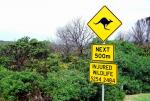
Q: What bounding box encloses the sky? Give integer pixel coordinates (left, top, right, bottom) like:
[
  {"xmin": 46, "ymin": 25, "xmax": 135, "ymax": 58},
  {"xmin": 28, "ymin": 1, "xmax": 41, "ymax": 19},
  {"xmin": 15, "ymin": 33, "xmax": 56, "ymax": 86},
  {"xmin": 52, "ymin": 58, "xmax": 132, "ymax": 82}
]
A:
[{"xmin": 0, "ymin": 0, "xmax": 149, "ymax": 41}]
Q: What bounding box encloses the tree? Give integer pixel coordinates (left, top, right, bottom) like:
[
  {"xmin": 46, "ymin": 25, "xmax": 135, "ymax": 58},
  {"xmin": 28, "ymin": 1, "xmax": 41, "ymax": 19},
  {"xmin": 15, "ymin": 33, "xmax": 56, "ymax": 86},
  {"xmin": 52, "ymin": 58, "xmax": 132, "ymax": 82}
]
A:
[
  {"xmin": 56, "ymin": 18, "xmax": 93, "ymax": 56},
  {"xmin": 131, "ymin": 19, "xmax": 147, "ymax": 45},
  {"xmin": 0, "ymin": 37, "xmax": 50, "ymax": 71},
  {"xmin": 130, "ymin": 17, "xmax": 150, "ymax": 45},
  {"xmin": 146, "ymin": 17, "xmax": 150, "ymax": 44}
]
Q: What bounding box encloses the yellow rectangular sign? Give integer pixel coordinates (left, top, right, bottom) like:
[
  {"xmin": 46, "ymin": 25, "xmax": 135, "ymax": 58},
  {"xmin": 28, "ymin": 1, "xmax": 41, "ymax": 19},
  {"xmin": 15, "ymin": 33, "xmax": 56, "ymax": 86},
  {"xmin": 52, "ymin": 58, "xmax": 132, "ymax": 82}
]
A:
[
  {"xmin": 90, "ymin": 63, "xmax": 117, "ymax": 85},
  {"xmin": 92, "ymin": 44, "xmax": 114, "ymax": 62}
]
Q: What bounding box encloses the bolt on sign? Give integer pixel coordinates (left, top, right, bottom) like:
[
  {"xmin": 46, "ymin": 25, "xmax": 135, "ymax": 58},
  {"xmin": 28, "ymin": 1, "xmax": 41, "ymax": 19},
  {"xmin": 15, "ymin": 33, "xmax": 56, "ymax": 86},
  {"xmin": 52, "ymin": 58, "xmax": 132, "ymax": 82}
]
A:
[
  {"xmin": 90, "ymin": 63, "xmax": 118, "ymax": 85},
  {"xmin": 92, "ymin": 44, "xmax": 114, "ymax": 62},
  {"xmin": 87, "ymin": 6, "xmax": 122, "ymax": 42}
]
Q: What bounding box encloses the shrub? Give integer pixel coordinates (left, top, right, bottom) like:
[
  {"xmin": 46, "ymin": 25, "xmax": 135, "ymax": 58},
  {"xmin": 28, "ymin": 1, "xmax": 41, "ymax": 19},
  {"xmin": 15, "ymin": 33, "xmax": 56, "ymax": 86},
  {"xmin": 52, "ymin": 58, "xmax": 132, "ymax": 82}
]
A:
[
  {"xmin": 42, "ymin": 70, "xmax": 97, "ymax": 101},
  {"xmin": 123, "ymin": 78, "xmax": 142, "ymax": 94},
  {"xmin": 105, "ymin": 86, "xmax": 125, "ymax": 101},
  {"xmin": 0, "ymin": 70, "xmax": 44, "ymax": 101}
]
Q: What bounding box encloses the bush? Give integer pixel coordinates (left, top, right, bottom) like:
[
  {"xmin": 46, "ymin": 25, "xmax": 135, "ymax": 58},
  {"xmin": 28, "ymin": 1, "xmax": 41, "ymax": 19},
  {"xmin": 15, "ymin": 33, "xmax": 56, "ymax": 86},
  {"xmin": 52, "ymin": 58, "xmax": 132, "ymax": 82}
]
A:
[
  {"xmin": 0, "ymin": 37, "xmax": 50, "ymax": 71},
  {"xmin": 0, "ymin": 69, "xmax": 44, "ymax": 101},
  {"xmin": 123, "ymin": 78, "xmax": 142, "ymax": 94},
  {"xmin": 42, "ymin": 70, "xmax": 97, "ymax": 101},
  {"xmin": 69, "ymin": 56, "xmax": 90, "ymax": 73},
  {"xmin": 105, "ymin": 86, "xmax": 125, "ymax": 101},
  {"xmin": 113, "ymin": 40, "xmax": 149, "ymax": 94}
]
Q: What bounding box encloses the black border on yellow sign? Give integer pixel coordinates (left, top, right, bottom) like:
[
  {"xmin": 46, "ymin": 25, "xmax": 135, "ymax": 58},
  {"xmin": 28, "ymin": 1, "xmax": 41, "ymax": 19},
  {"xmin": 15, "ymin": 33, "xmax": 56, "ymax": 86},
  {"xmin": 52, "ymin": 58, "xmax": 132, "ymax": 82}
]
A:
[
  {"xmin": 87, "ymin": 6, "xmax": 122, "ymax": 42},
  {"xmin": 91, "ymin": 44, "xmax": 115, "ymax": 62},
  {"xmin": 89, "ymin": 62, "xmax": 118, "ymax": 85}
]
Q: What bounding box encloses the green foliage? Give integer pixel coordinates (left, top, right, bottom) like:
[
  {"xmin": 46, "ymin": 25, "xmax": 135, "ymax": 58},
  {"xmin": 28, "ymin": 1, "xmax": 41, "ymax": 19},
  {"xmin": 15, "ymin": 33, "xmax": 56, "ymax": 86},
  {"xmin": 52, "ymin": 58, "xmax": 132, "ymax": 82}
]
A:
[
  {"xmin": 0, "ymin": 37, "xmax": 50, "ymax": 71},
  {"xmin": 0, "ymin": 37, "xmax": 150, "ymax": 101},
  {"xmin": 0, "ymin": 66, "xmax": 96, "ymax": 101},
  {"xmin": 123, "ymin": 78, "xmax": 142, "ymax": 94},
  {"xmin": 0, "ymin": 56, "xmax": 11, "ymax": 67},
  {"xmin": 47, "ymin": 53, "xmax": 62, "ymax": 71},
  {"xmin": 0, "ymin": 67, "xmax": 44, "ymax": 100},
  {"xmin": 114, "ymin": 41, "xmax": 140, "ymax": 55},
  {"xmin": 112, "ymin": 40, "xmax": 150, "ymax": 95},
  {"xmin": 42, "ymin": 70, "xmax": 97, "ymax": 101},
  {"xmin": 105, "ymin": 86, "xmax": 125, "ymax": 101},
  {"xmin": 67, "ymin": 55, "xmax": 90, "ymax": 73}
]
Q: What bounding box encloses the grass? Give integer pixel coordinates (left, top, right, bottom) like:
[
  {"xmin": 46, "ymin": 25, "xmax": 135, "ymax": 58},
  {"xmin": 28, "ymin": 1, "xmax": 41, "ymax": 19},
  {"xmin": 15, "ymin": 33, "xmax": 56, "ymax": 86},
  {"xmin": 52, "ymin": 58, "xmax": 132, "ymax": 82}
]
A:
[{"xmin": 124, "ymin": 93, "xmax": 150, "ymax": 101}]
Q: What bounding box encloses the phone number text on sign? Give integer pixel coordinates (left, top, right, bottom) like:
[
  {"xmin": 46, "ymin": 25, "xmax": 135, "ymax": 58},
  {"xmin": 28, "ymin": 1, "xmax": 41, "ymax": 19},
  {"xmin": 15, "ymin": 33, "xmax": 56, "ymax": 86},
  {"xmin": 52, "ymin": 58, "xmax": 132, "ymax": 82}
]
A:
[{"xmin": 90, "ymin": 63, "xmax": 118, "ymax": 85}]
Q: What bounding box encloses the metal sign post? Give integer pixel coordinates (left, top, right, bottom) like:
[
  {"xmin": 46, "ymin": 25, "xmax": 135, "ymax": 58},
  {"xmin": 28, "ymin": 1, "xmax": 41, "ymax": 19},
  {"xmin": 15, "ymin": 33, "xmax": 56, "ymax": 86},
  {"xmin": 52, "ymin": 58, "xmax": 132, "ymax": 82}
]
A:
[
  {"xmin": 102, "ymin": 84, "xmax": 104, "ymax": 101},
  {"xmin": 102, "ymin": 42, "xmax": 105, "ymax": 101}
]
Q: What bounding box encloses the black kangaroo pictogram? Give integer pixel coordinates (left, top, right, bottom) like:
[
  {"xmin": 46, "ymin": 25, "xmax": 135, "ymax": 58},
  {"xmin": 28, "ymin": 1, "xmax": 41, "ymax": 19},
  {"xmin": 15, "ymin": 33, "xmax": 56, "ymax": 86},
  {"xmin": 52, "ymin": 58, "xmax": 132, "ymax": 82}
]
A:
[{"xmin": 94, "ymin": 17, "xmax": 113, "ymax": 30}]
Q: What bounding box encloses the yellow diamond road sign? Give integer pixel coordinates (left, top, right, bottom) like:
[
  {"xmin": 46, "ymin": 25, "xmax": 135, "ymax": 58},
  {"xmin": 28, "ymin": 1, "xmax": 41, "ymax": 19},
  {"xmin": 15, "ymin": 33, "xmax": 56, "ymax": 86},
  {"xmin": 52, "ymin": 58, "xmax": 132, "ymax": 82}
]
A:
[{"xmin": 88, "ymin": 6, "xmax": 122, "ymax": 42}]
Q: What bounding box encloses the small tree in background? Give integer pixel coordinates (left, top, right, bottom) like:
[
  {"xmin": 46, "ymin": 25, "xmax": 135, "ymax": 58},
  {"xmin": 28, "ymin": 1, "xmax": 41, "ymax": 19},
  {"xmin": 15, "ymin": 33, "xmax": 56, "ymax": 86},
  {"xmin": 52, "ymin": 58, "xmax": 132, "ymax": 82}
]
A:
[
  {"xmin": 130, "ymin": 17, "xmax": 150, "ymax": 45},
  {"xmin": 146, "ymin": 17, "xmax": 150, "ymax": 44},
  {"xmin": 56, "ymin": 18, "xmax": 93, "ymax": 56}
]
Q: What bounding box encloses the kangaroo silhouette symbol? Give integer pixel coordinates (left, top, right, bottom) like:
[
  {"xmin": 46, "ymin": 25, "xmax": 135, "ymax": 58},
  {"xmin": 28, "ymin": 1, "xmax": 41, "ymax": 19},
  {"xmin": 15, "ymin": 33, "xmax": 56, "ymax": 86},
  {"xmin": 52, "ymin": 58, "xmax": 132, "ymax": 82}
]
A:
[{"xmin": 94, "ymin": 17, "xmax": 113, "ymax": 30}]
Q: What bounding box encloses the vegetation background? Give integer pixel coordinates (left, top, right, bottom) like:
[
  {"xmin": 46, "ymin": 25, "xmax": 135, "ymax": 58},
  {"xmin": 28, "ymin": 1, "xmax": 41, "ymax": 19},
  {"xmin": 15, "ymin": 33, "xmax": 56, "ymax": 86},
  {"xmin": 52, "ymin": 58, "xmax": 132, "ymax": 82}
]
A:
[{"xmin": 0, "ymin": 17, "xmax": 150, "ymax": 101}]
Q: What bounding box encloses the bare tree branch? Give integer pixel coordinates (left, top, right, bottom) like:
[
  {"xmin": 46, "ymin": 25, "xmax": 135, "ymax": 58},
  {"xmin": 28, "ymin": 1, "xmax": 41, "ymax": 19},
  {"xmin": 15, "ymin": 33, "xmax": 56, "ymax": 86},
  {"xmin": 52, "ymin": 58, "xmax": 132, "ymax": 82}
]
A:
[
  {"xmin": 56, "ymin": 18, "xmax": 94, "ymax": 56},
  {"xmin": 130, "ymin": 19, "xmax": 148, "ymax": 45}
]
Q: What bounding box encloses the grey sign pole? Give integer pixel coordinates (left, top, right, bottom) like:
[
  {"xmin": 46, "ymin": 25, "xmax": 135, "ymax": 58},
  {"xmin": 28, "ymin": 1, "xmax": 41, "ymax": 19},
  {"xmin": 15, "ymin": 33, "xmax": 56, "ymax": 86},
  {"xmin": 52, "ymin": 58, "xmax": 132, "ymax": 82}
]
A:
[
  {"xmin": 102, "ymin": 42, "xmax": 105, "ymax": 101},
  {"xmin": 102, "ymin": 84, "xmax": 104, "ymax": 101}
]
